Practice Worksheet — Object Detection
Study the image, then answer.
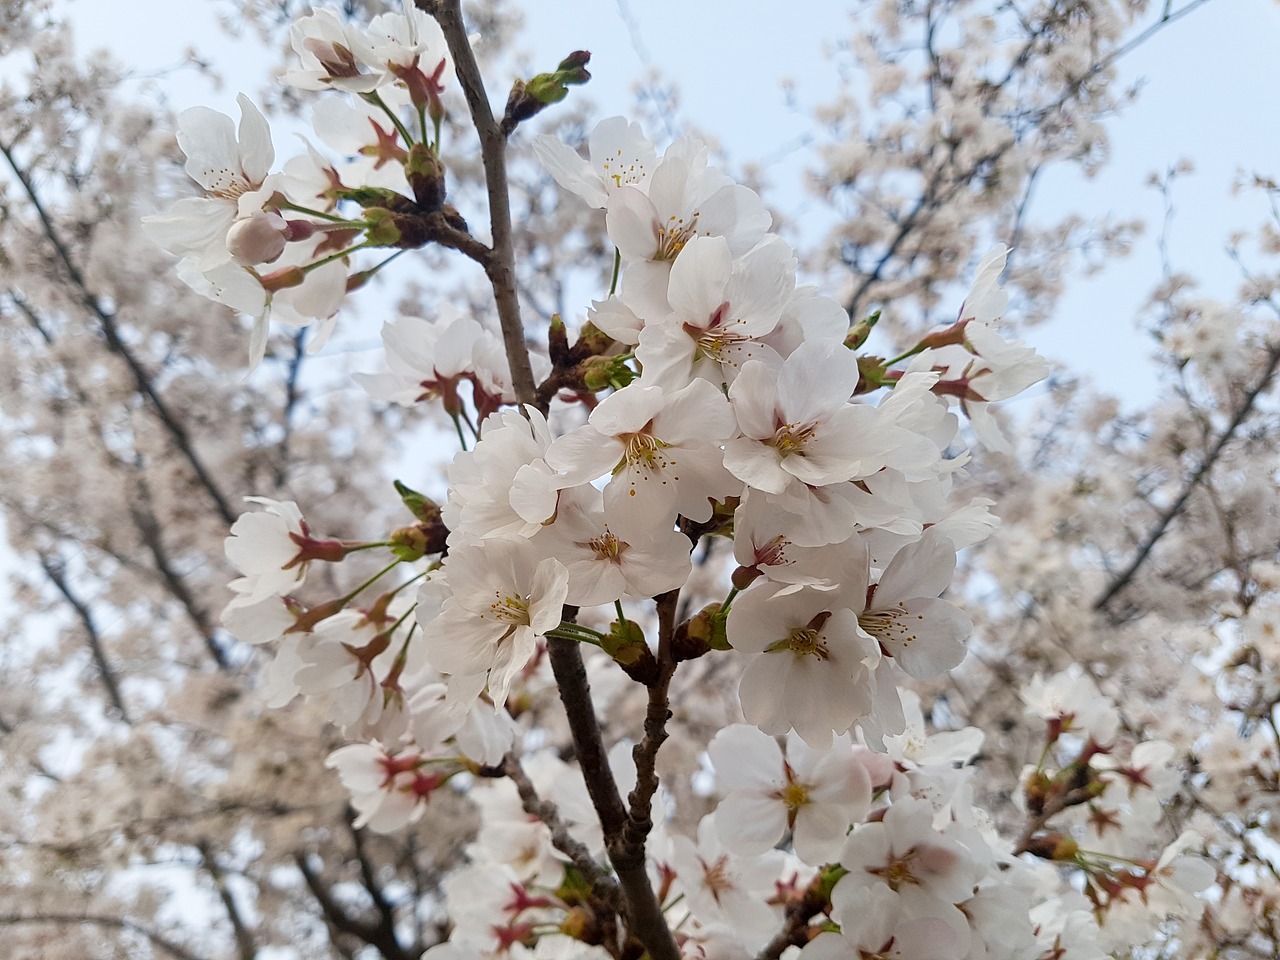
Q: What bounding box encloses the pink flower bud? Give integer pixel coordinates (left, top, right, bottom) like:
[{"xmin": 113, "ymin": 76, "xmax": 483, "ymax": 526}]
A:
[{"xmin": 226, "ymin": 211, "xmax": 289, "ymax": 265}]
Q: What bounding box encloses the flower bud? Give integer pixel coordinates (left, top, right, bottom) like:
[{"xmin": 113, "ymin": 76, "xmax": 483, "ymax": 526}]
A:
[{"xmin": 226, "ymin": 211, "xmax": 289, "ymax": 265}]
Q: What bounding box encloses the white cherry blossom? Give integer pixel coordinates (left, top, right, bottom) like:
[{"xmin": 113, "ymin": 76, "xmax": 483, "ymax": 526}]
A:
[{"xmin": 533, "ymin": 115, "xmax": 656, "ymax": 209}]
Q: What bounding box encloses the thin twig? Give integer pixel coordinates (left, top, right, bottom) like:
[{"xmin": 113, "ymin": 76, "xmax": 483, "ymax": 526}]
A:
[
  {"xmin": 0, "ymin": 140, "xmax": 236, "ymax": 526},
  {"xmin": 1093, "ymin": 339, "xmax": 1280, "ymax": 612},
  {"xmin": 39, "ymin": 554, "xmax": 131, "ymax": 723},
  {"xmin": 502, "ymin": 752, "xmax": 621, "ymax": 906},
  {"xmin": 0, "ymin": 913, "xmax": 211, "ymax": 960},
  {"xmin": 198, "ymin": 843, "xmax": 258, "ymax": 960}
]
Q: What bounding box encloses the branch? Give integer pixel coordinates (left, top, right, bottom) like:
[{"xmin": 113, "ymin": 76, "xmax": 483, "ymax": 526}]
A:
[
  {"xmin": 502, "ymin": 751, "xmax": 620, "ymax": 906},
  {"xmin": 0, "ymin": 139, "xmax": 237, "ymax": 527},
  {"xmin": 131, "ymin": 479, "xmax": 231, "ymax": 670},
  {"xmin": 1092, "ymin": 338, "xmax": 1280, "ymax": 612},
  {"xmin": 0, "ymin": 913, "xmax": 211, "ymax": 960},
  {"xmin": 39, "ymin": 554, "xmax": 130, "ymax": 723},
  {"xmin": 624, "ymin": 591, "xmax": 679, "ymax": 859},
  {"xmin": 428, "ymin": 0, "xmax": 539, "ymax": 407},
  {"xmin": 546, "ymin": 637, "xmax": 680, "ymax": 960},
  {"xmin": 294, "ymin": 851, "xmax": 412, "ymax": 960},
  {"xmin": 346, "ymin": 814, "xmax": 403, "ymax": 953},
  {"xmin": 198, "ymin": 843, "xmax": 257, "ymax": 960}
]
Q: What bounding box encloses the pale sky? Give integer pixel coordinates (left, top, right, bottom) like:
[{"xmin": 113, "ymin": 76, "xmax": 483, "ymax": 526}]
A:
[{"xmin": 54, "ymin": 0, "xmax": 1280, "ymax": 410}]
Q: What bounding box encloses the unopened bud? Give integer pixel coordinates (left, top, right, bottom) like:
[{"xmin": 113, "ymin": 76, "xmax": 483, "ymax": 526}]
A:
[
  {"xmin": 363, "ymin": 208, "xmax": 403, "ymax": 247},
  {"xmin": 500, "ymin": 51, "xmax": 592, "ymax": 135},
  {"xmin": 227, "ymin": 212, "xmax": 289, "ymax": 266},
  {"xmin": 259, "ymin": 264, "xmax": 307, "ymax": 293},
  {"xmin": 844, "ymin": 309, "xmax": 880, "ymax": 349},
  {"xmin": 579, "ymin": 354, "xmax": 633, "ymax": 392},
  {"xmin": 1024, "ymin": 833, "xmax": 1079, "ymax": 862}
]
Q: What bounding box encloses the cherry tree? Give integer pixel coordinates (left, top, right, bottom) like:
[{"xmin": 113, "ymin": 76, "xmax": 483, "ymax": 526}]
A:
[{"xmin": 1, "ymin": 0, "xmax": 1266, "ymax": 958}]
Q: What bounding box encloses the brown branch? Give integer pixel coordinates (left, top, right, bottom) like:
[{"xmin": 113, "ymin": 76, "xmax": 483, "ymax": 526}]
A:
[
  {"xmin": 346, "ymin": 815, "xmax": 403, "ymax": 954},
  {"xmin": 427, "ymin": 0, "xmax": 539, "ymax": 407},
  {"xmin": 755, "ymin": 876, "xmax": 832, "ymax": 960},
  {"xmin": 39, "ymin": 554, "xmax": 130, "ymax": 723},
  {"xmin": 502, "ymin": 751, "xmax": 620, "ymax": 906},
  {"xmin": 294, "ymin": 851, "xmax": 413, "ymax": 960},
  {"xmin": 0, "ymin": 139, "xmax": 237, "ymax": 526},
  {"xmin": 547, "ymin": 637, "xmax": 679, "ymax": 960},
  {"xmin": 624, "ymin": 591, "xmax": 679, "ymax": 859},
  {"xmin": 0, "ymin": 913, "xmax": 211, "ymax": 960},
  {"xmin": 198, "ymin": 843, "xmax": 257, "ymax": 960},
  {"xmin": 131, "ymin": 479, "xmax": 230, "ymax": 670},
  {"xmin": 1093, "ymin": 338, "xmax": 1280, "ymax": 612}
]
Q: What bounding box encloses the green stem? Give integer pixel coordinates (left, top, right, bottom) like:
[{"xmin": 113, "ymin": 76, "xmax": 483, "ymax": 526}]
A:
[
  {"xmin": 363, "ymin": 90, "xmax": 416, "ymax": 147},
  {"xmin": 450, "ymin": 412, "xmax": 469, "ymax": 451},
  {"xmin": 341, "ymin": 540, "xmax": 393, "ymax": 553},
  {"xmin": 386, "ymin": 566, "xmax": 434, "ymax": 600},
  {"xmin": 547, "ymin": 623, "xmax": 605, "ymax": 646},
  {"xmin": 278, "ymin": 201, "xmax": 361, "ymax": 224},
  {"xmin": 721, "ymin": 586, "xmax": 740, "ymax": 614},
  {"xmin": 608, "ymin": 247, "xmax": 621, "ymax": 297},
  {"xmin": 458, "ymin": 405, "xmax": 480, "ymax": 440},
  {"xmin": 339, "ymin": 559, "xmax": 404, "ymax": 606},
  {"xmin": 304, "ymin": 241, "xmax": 372, "ymax": 274},
  {"xmin": 884, "ymin": 345, "xmax": 924, "ymax": 367}
]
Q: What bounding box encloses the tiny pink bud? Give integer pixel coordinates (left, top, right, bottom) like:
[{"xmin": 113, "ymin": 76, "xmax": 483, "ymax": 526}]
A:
[
  {"xmin": 260, "ymin": 265, "xmax": 307, "ymax": 292},
  {"xmin": 226, "ymin": 211, "xmax": 289, "ymax": 265}
]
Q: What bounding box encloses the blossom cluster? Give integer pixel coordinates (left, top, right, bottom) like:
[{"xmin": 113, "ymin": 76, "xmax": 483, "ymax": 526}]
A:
[{"xmin": 144, "ymin": 5, "xmax": 1215, "ymax": 957}]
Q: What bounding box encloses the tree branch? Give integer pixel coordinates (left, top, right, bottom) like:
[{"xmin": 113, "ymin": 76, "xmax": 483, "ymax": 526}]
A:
[
  {"xmin": 502, "ymin": 751, "xmax": 620, "ymax": 907},
  {"xmin": 546, "ymin": 637, "xmax": 679, "ymax": 960},
  {"xmin": 294, "ymin": 850, "xmax": 412, "ymax": 960},
  {"xmin": 0, "ymin": 913, "xmax": 211, "ymax": 960},
  {"xmin": 198, "ymin": 843, "xmax": 258, "ymax": 960},
  {"xmin": 346, "ymin": 814, "xmax": 403, "ymax": 954},
  {"xmin": 624, "ymin": 591, "xmax": 678, "ymax": 859},
  {"xmin": 427, "ymin": 0, "xmax": 539, "ymax": 407},
  {"xmin": 0, "ymin": 139, "xmax": 237, "ymax": 527},
  {"xmin": 39, "ymin": 554, "xmax": 130, "ymax": 723},
  {"xmin": 1093, "ymin": 338, "xmax": 1280, "ymax": 613}
]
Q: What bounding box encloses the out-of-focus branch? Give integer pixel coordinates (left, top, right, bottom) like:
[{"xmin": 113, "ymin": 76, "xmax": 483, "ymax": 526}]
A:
[
  {"xmin": 1093, "ymin": 338, "xmax": 1280, "ymax": 613},
  {"xmin": 39, "ymin": 554, "xmax": 130, "ymax": 723},
  {"xmin": 294, "ymin": 851, "xmax": 414, "ymax": 960},
  {"xmin": 427, "ymin": 0, "xmax": 539, "ymax": 408},
  {"xmin": 131, "ymin": 479, "xmax": 230, "ymax": 670},
  {"xmin": 8, "ymin": 288, "xmax": 232, "ymax": 671},
  {"xmin": 0, "ymin": 139, "xmax": 237, "ymax": 526},
  {"xmin": 347, "ymin": 815, "xmax": 404, "ymax": 954},
  {"xmin": 0, "ymin": 913, "xmax": 211, "ymax": 960},
  {"xmin": 198, "ymin": 843, "xmax": 258, "ymax": 960}
]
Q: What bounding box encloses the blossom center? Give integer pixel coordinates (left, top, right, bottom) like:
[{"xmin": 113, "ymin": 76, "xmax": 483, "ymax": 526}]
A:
[
  {"xmin": 616, "ymin": 430, "xmax": 674, "ymax": 494},
  {"xmin": 858, "ymin": 603, "xmax": 918, "ymax": 648},
  {"xmin": 771, "ymin": 420, "xmax": 818, "ymax": 456},
  {"xmin": 586, "ymin": 531, "xmax": 627, "ymax": 563},
  {"xmin": 700, "ymin": 855, "xmax": 734, "ymax": 904},
  {"xmin": 601, "ymin": 150, "xmax": 646, "ymax": 189},
  {"xmin": 768, "ymin": 625, "xmax": 830, "ymax": 660},
  {"xmin": 206, "ymin": 172, "xmax": 255, "ymax": 202},
  {"xmin": 487, "ymin": 591, "xmax": 532, "ymax": 626},
  {"xmin": 655, "ymin": 211, "xmax": 701, "ymax": 260}
]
